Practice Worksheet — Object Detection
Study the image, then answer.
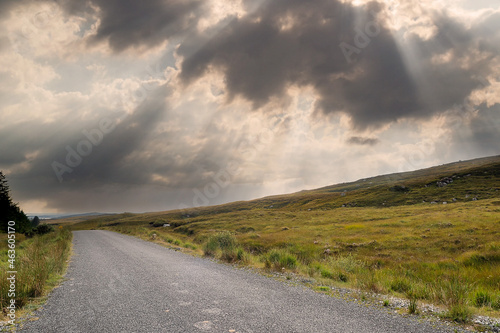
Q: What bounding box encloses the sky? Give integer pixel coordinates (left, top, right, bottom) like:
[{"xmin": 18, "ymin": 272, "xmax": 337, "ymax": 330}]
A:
[{"xmin": 0, "ymin": 0, "xmax": 499, "ymax": 214}]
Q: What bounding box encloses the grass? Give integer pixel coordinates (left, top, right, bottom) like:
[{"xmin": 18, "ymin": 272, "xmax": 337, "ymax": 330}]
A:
[
  {"xmin": 68, "ymin": 155, "xmax": 500, "ymax": 324},
  {"xmin": 0, "ymin": 228, "xmax": 72, "ymax": 324},
  {"xmin": 264, "ymin": 249, "xmax": 298, "ymax": 270}
]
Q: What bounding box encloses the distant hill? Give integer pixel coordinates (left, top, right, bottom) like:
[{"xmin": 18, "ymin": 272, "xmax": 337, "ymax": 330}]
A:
[
  {"xmin": 72, "ymin": 155, "xmax": 500, "ymax": 230},
  {"xmin": 174, "ymin": 154, "xmax": 500, "ymax": 214},
  {"xmin": 28, "ymin": 212, "xmax": 114, "ymax": 220}
]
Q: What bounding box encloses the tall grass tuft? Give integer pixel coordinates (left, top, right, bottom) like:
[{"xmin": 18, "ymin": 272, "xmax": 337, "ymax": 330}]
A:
[
  {"xmin": 0, "ymin": 228, "xmax": 72, "ymax": 313},
  {"xmin": 440, "ymin": 275, "xmax": 472, "ymax": 323},
  {"xmin": 473, "ymin": 289, "xmax": 492, "ymax": 308},
  {"xmin": 264, "ymin": 249, "xmax": 298, "ymax": 270},
  {"xmin": 203, "ymin": 231, "xmax": 247, "ymax": 263}
]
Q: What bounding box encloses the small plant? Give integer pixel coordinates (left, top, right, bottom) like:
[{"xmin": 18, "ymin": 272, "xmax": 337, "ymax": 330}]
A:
[
  {"xmin": 383, "ymin": 300, "xmax": 390, "ymax": 307},
  {"xmin": 408, "ymin": 297, "xmax": 418, "ymax": 314},
  {"xmin": 445, "ymin": 305, "xmax": 472, "ymax": 323},
  {"xmin": 202, "ymin": 231, "xmax": 248, "ymax": 263},
  {"xmin": 338, "ymin": 272, "xmax": 348, "ymax": 282},
  {"xmin": 474, "ymin": 290, "xmax": 492, "ymax": 307},
  {"xmin": 173, "ymin": 240, "xmax": 181, "ymax": 246},
  {"xmin": 390, "ymin": 278, "xmax": 411, "ymax": 294},
  {"xmin": 265, "ymin": 249, "xmax": 298, "ymax": 270},
  {"xmin": 236, "ymin": 248, "xmax": 247, "ymax": 262},
  {"xmin": 320, "ymin": 268, "xmax": 334, "ymax": 279},
  {"xmin": 492, "ymin": 296, "xmax": 500, "ymax": 310}
]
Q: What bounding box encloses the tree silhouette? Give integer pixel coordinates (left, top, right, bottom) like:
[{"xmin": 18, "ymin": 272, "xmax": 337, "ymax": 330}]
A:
[
  {"xmin": 32, "ymin": 216, "xmax": 40, "ymax": 227},
  {"xmin": 0, "ymin": 171, "xmax": 31, "ymax": 233}
]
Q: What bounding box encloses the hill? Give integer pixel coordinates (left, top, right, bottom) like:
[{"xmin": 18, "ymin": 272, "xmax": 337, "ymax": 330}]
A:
[{"xmin": 74, "ymin": 154, "xmax": 500, "ymax": 229}]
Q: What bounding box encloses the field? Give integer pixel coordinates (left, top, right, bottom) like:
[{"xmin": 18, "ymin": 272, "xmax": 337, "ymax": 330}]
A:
[{"xmin": 71, "ymin": 155, "xmax": 500, "ymax": 323}]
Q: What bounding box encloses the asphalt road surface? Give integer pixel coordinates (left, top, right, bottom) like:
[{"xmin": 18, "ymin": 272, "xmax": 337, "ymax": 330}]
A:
[{"xmin": 21, "ymin": 230, "xmax": 459, "ymax": 333}]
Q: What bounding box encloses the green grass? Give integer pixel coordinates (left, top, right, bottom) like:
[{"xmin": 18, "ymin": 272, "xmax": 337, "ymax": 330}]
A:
[
  {"xmin": 0, "ymin": 228, "xmax": 72, "ymax": 323},
  {"xmin": 69, "ymin": 155, "xmax": 500, "ymax": 323},
  {"xmin": 264, "ymin": 249, "xmax": 298, "ymax": 270}
]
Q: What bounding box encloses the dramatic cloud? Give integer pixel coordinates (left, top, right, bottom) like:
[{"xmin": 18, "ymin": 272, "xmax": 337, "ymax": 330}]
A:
[
  {"xmin": 0, "ymin": 0, "xmax": 499, "ymax": 213},
  {"xmin": 179, "ymin": 0, "xmax": 497, "ymax": 129},
  {"xmin": 58, "ymin": 0, "xmax": 204, "ymax": 53}
]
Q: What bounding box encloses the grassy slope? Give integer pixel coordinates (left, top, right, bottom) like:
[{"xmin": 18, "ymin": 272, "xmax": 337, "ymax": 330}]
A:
[
  {"xmin": 0, "ymin": 228, "xmax": 73, "ymax": 326},
  {"xmin": 72, "ymin": 155, "xmax": 500, "ymax": 322}
]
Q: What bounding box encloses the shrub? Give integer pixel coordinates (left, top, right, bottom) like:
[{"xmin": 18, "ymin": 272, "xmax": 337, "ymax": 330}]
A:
[
  {"xmin": 25, "ymin": 224, "xmax": 55, "ymax": 237},
  {"xmin": 474, "ymin": 290, "xmax": 492, "ymax": 307},
  {"xmin": 213, "ymin": 231, "xmax": 237, "ymax": 250},
  {"xmin": 203, "ymin": 231, "xmax": 248, "ymax": 263},
  {"xmin": 445, "ymin": 305, "xmax": 472, "ymax": 323},
  {"xmin": 236, "ymin": 248, "xmax": 248, "ymax": 262},
  {"xmin": 320, "ymin": 268, "xmax": 334, "ymax": 279},
  {"xmin": 203, "ymin": 237, "xmax": 219, "ymax": 256},
  {"xmin": 203, "ymin": 231, "xmax": 237, "ymax": 256},
  {"xmin": 265, "ymin": 249, "xmax": 298, "ymax": 270}
]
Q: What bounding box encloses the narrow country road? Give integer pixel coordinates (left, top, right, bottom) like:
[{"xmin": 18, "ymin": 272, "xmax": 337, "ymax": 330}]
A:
[{"xmin": 21, "ymin": 231, "xmax": 458, "ymax": 333}]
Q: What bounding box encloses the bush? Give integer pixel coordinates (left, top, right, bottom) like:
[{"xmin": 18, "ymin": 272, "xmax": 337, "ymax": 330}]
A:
[
  {"xmin": 445, "ymin": 305, "xmax": 472, "ymax": 323},
  {"xmin": 320, "ymin": 268, "xmax": 334, "ymax": 279},
  {"xmin": 265, "ymin": 249, "xmax": 297, "ymax": 270},
  {"xmin": 474, "ymin": 290, "xmax": 492, "ymax": 307},
  {"xmin": 203, "ymin": 237, "xmax": 219, "ymax": 256},
  {"xmin": 203, "ymin": 231, "xmax": 247, "ymax": 263},
  {"xmin": 25, "ymin": 224, "xmax": 54, "ymax": 237}
]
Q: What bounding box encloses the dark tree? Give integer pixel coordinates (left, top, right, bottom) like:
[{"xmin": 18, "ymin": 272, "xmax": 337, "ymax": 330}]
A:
[
  {"xmin": 32, "ymin": 216, "xmax": 40, "ymax": 227},
  {"xmin": 0, "ymin": 171, "xmax": 31, "ymax": 233}
]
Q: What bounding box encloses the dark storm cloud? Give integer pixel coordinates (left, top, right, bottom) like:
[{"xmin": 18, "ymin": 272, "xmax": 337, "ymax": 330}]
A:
[
  {"xmin": 0, "ymin": 85, "xmax": 169, "ymax": 209},
  {"xmin": 57, "ymin": 0, "xmax": 204, "ymax": 52},
  {"xmin": 458, "ymin": 103, "xmax": 500, "ymax": 155},
  {"xmin": 347, "ymin": 136, "xmax": 380, "ymax": 146},
  {"xmin": 179, "ymin": 0, "xmax": 496, "ymax": 129},
  {"xmin": 1, "ymin": 82, "xmax": 246, "ymax": 211}
]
